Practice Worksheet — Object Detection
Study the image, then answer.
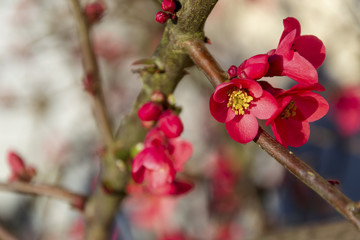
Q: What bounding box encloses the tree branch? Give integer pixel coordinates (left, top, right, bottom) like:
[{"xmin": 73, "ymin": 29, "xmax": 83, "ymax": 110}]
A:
[
  {"xmin": 0, "ymin": 181, "xmax": 86, "ymax": 210},
  {"xmin": 68, "ymin": 0, "xmax": 114, "ymax": 148},
  {"xmin": 0, "ymin": 225, "xmax": 17, "ymax": 240},
  {"xmin": 184, "ymin": 39, "xmax": 360, "ymax": 230},
  {"xmin": 79, "ymin": 1, "xmax": 219, "ymax": 239}
]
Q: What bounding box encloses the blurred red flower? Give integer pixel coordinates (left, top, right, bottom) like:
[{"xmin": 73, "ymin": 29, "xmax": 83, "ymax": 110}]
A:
[
  {"xmin": 132, "ymin": 128, "xmax": 193, "ymax": 195},
  {"xmin": 333, "ymin": 86, "xmax": 360, "ymax": 137}
]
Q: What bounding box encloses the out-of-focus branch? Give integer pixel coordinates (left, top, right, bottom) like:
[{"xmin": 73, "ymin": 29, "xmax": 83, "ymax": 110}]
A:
[
  {"xmin": 184, "ymin": 39, "xmax": 360, "ymax": 230},
  {"xmin": 256, "ymin": 220, "xmax": 359, "ymax": 240},
  {"xmin": 68, "ymin": 0, "xmax": 114, "ymax": 148},
  {"xmin": 67, "ymin": 1, "xmax": 123, "ymax": 239},
  {"xmin": 67, "ymin": 0, "xmax": 220, "ymax": 239},
  {"xmin": 0, "ymin": 225, "xmax": 17, "ymax": 240},
  {"xmin": 0, "ymin": 181, "xmax": 86, "ymax": 210}
]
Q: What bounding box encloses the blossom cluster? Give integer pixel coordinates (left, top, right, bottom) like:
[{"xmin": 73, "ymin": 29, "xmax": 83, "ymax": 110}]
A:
[
  {"xmin": 210, "ymin": 17, "xmax": 329, "ymax": 148},
  {"xmin": 155, "ymin": 0, "xmax": 178, "ymax": 24},
  {"xmin": 131, "ymin": 91, "xmax": 193, "ymax": 195}
]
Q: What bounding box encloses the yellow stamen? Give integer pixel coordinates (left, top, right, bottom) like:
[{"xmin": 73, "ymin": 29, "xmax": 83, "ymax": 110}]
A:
[
  {"xmin": 281, "ymin": 100, "xmax": 297, "ymax": 119},
  {"xmin": 227, "ymin": 88, "xmax": 253, "ymax": 115}
]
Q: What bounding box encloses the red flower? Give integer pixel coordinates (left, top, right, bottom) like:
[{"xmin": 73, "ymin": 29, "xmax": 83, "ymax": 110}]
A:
[
  {"xmin": 157, "ymin": 110, "xmax": 184, "ymax": 138},
  {"xmin": 266, "ymin": 17, "xmax": 326, "ymax": 85},
  {"xmin": 132, "ymin": 145, "xmax": 176, "ymax": 189},
  {"xmin": 266, "ymin": 84, "xmax": 329, "ymax": 147},
  {"xmin": 209, "ymin": 79, "xmax": 278, "ymax": 143},
  {"xmin": 132, "ymin": 128, "xmax": 193, "ymax": 195},
  {"xmin": 333, "ymin": 86, "xmax": 360, "ymax": 137}
]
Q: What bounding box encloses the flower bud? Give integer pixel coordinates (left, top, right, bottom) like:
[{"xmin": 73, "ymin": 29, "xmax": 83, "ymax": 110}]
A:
[
  {"xmin": 157, "ymin": 110, "xmax": 184, "ymax": 138},
  {"xmin": 138, "ymin": 102, "xmax": 163, "ymax": 121},
  {"xmin": 161, "ymin": 0, "xmax": 176, "ymax": 13},
  {"xmin": 155, "ymin": 11, "xmax": 170, "ymax": 24},
  {"xmin": 237, "ymin": 54, "xmax": 269, "ymax": 80},
  {"xmin": 227, "ymin": 65, "xmax": 238, "ymax": 79},
  {"xmin": 84, "ymin": 1, "xmax": 106, "ymax": 24},
  {"xmin": 83, "ymin": 73, "xmax": 95, "ymax": 94},
  {"xmin": 150, "ymin": 90, "xmax": 165, "ymax": 103},
  {"xmin": 7, "ymin": 151, "xmax": 26, "ymax": 176}
]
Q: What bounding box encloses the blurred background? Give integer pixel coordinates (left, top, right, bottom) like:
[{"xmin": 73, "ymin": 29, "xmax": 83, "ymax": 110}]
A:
[{"xmin": 1, "ymin": 0, "xmax": 360, "ymax": 239}]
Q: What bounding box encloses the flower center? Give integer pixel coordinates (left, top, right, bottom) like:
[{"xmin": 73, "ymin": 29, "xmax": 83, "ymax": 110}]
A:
[
  {"xmin": 227, "ymin": 89, "xmax": 253, "ymax": 115},
  {"xmin": 281, "ymin": 100, "xmax": 297, "ymax": 119}
]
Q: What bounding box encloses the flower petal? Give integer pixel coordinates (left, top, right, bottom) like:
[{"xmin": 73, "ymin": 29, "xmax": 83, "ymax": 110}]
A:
[
  {"xmin": 251, "ymin": 90, "xmax": 278, "ymax": 120},
  {"xmin": 266, "ymin": 96, "xmax": 292, "ymax": 125},
  {"xmin": 236, "ymin": 78, "xmax": 263, "ymax": 98},
  {"xmin": 142, "ymin": 147, "xmax": 168, "ymax": 170},
  {"xmin": 213, "ymin": 81, "xmax": 239, "ymax": 103},
  {"xmin": 225, "ymin": 114, "xmax": 259, "ymax": 143},
  {"xmin": 146, "ymin": 167, "xmax": 173, "ymax": 189},
  {"xmin": 271, "ymin": 118, "xmax": 310, "ymax": 148},
  {"xmin": 292, "ymin": 35, "xmax": 326, "ymax": 69},
  {"xmin": 132, "ymin": 166, "xmax": 145, "ymax": 183},
  {"xmin": 282, "ymin": 51, "xmax": 318, "ymax": 85},
  {"xmin": 132, "ymin": 149, "xmax": 148, "ymax": 172},
  {"xmin": 293, "ymin": 92, "xmax": 329, "ymax": 122},
  {"xmin": 276, "ymin": 29, "xmax": 297, "ymax": 60},
  {"xmin": 280, "ymin": 17, "xmax": 301, "ymax": 43},
  {"xmin": 169, "ymin": 138, "xmax": 193, "ymax": 172},
  {"xmin": 210, "ymin": 96, "xmax": 235, "ymax": 123}
]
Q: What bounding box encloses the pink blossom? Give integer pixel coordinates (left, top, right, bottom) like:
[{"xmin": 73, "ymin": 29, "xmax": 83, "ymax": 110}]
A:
[
  {"xmin": 125, "ymin": 192, "xmax": 178, "ymax": 232},
  {"xmin": 266, "ymin": 84, "xmax": 329, "ymax": 147},
  {"xmin": 266, "ymin": 17, "xmax": 326, "ymax": 85},
  {"xmin": 131, "ymin": 128, "xmax": 193, "ymax": 195},
  {"xmin": 132, "ymin": 145, "xmax": 176, "ymax": 189},
  {"xmin": 332, "ymin": 86, "xmax": 360, "ymax": 136},
  {"xmin": 209, "ymin": 79, "xmax": 278, "ymax": 143}
]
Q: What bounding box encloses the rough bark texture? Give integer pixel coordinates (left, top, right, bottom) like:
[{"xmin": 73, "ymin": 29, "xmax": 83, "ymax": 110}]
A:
[{"xmin": 84, "ymin": 1, "xmax": 218, "ymax": 239}]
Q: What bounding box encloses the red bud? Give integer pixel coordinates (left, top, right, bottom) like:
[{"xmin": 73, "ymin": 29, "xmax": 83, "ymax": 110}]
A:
[
  {"xmin": 161, "ymin": 0, "xmax": 176, "ymax": 13},
  {"xmin": 155, "ymin": 11, "xmax": 170, "ymax": 24}
]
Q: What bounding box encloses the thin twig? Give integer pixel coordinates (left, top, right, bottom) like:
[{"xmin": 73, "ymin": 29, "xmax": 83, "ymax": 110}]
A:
[
  {"xmin": 0, "ymin": 225, "xmax": 17, "ymax": 240},
  {"xmin": 184, "ymin": 39, "xmax": 360, "ymax": 230},
  {"xmin": 0, "ymin": 181, "xmax": 86, "ymax": 210},
  {"xmin": 68, "ymin": 0, "xmax": 114, "ymax": 148}
]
